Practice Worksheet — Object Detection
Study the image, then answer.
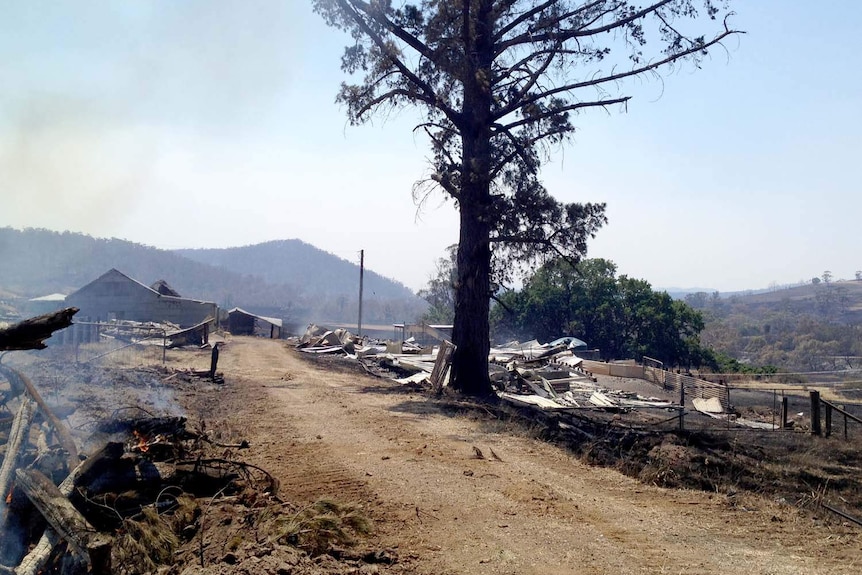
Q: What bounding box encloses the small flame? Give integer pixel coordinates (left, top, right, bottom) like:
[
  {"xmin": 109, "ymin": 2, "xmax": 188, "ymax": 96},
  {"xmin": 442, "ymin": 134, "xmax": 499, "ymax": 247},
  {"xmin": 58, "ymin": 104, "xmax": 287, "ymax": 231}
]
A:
[
  {"xmin": 5, "ymin": 487, "xmax": 12, "ymax": 504},
  {"xmin": 132, "ymin": 429, "xmax": 150, "ymax": 453}
]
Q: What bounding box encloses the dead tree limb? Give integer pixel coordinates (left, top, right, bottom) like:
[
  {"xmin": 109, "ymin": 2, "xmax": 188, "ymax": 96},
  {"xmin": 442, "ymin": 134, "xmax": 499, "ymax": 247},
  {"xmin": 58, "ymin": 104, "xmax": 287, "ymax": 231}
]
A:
[
  {"xmin": 14, "ymin": 469, "xmax": 112, "ymax": 575},
  {"xmin": 0, "ymin": 364, "xmax": 79, "ymax": 470},
  {"xmin": 0, "ymin": 308, "xmax": 78, "ymax": 351},
  {"xmin": 0, "ymin": 399, "xmax": 35, "ymax": 524}
]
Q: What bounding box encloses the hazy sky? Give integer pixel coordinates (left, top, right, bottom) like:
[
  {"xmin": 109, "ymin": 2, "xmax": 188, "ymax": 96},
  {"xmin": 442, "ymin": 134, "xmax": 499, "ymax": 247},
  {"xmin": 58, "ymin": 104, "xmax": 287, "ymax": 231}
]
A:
[{"xmin": 1, "ymin": 1, "xmax": 860, "ymax": 293}]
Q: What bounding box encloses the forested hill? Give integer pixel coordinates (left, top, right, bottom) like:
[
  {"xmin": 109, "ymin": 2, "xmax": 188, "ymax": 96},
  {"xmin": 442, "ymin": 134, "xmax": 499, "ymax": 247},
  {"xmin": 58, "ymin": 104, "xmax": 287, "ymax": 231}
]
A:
[
  {"xmin": 684, "ymin": 280, "xmax": 862, "ymax": 372},
  {"xmin": 0, "ymin": 227, "xmax": 250, "ymax": 300},
  {"xmin": 0, "ymin": 228, "xmax": 425, "ymax": 325},
  {"xmin": 175, "ymin": 240, "xmax": 415, "ymax": 300}
]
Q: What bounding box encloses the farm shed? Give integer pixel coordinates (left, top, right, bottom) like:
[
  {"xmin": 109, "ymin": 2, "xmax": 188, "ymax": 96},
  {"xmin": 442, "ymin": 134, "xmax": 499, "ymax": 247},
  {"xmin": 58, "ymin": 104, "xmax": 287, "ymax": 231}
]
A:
[
  {"xmin": 227, "ymin": 307, "xmax": 283, "ymax": 339},
  {"xmin": 65, "ymin": 269, "xmax": 217, "ymax": 327}
]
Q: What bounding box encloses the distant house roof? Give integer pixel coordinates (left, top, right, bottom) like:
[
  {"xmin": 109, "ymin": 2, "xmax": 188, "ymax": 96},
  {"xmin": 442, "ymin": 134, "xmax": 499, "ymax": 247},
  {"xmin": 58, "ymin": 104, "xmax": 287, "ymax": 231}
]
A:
[
  {"xmin": 67, "ymin": 269, "xmax": 216, "ymax": 306},
  {"xmin": 227, "ymin": 307, "xmax": 283, "ymax": 328},
  {"xmin": 29, "ymin": 293, "xmax": 67, "ymax": 302},
  {"xmin": 67, "ymin": 268, "xmax": 160, "ymax": 299},
  {"xmin": 150, "ymin": 280, "xmax": 182, "ymax": 297}
]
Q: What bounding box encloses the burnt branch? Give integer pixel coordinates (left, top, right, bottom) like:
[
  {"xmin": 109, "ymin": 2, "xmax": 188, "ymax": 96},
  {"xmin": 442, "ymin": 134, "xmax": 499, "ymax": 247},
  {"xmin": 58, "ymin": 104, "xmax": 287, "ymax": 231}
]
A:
[{"xmin": 0, "ymin": 307, "xmax": 78, "ymax": 351}]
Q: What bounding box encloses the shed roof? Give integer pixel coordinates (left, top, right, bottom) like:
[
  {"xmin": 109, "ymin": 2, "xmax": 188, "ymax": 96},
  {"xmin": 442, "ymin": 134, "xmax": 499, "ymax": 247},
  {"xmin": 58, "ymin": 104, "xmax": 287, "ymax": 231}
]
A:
[
  {"xmin": 29, "ymin": 293, "xmax": 67, "ymax": 302},
  {"xmin": 227, "ymin": 307, "xmax": 283, "ymax": 328}
]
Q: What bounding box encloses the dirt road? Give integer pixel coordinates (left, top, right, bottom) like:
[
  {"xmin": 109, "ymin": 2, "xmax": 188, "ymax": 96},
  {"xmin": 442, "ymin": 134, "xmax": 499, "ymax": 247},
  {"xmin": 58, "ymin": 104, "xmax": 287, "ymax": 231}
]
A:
[{"xmin": 180, "ymin": 337, "xmax": 860, "ymax": 575}]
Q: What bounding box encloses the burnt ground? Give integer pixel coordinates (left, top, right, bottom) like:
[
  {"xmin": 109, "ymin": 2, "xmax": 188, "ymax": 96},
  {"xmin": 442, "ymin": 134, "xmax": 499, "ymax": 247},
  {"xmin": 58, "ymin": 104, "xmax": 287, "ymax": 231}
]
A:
[{"xmin": 2, "ymin": 337, "xmax": 862, "ymax": 574}]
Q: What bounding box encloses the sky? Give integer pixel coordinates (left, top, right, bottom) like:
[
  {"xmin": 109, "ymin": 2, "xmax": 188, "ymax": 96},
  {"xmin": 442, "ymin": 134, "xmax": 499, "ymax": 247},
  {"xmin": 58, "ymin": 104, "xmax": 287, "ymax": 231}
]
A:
[{"xmin": 1, "ymin": 1, "xmax": 860, "ymax": 294}]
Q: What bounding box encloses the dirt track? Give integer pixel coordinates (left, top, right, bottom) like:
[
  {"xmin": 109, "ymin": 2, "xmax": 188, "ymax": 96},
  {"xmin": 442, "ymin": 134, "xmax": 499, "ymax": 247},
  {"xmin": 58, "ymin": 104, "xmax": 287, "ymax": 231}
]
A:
[{"xmin": 177, "ymin": 337, "xmax": 860, "ymax": 574}]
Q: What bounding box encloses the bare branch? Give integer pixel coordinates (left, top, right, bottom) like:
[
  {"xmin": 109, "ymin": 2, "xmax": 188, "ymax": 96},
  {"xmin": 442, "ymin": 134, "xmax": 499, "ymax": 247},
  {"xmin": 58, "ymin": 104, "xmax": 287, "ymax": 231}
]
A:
[
  {"xmin": 493, "ymin": 0, "xmax": 559, "ymax": 42},
  {"xmin": 489, "ymin": 292, "xmax": 515, "ymax": 314},
  {"xmin": 355, "ymin": 87, "xmax": 430, "ymax": 119},
  {"xmin": 498, "ymin": 96, "xmax": 630, "ymax": 132},
  {"xmin": 493, "ymin": 27, "xmax": 740, "ymax": 121},
  {"xmin": 498, "ymin": 0, "xmax": 676, "ymax": 52}
]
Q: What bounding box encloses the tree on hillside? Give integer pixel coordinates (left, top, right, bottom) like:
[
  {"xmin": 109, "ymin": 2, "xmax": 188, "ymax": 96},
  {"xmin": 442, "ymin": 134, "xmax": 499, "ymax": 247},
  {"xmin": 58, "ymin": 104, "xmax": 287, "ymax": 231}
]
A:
[{"xmin": 315, "ymin": 0, "xmax": 741, "ymax": 395}]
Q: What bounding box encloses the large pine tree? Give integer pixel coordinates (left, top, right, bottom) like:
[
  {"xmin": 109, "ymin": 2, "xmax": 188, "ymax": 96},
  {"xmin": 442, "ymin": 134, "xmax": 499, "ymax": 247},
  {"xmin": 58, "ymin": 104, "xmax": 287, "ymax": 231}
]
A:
[{"xmin": 314, "ymin": 0, "xmax": 741, "ymax": 395}]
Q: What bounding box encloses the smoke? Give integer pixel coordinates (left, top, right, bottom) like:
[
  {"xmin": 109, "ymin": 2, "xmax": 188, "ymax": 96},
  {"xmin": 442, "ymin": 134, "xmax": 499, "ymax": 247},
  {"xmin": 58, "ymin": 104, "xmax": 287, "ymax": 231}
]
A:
[
  {"xmin": 0, "ymin": 95, "xmax": 156, "ymax": 233},
  {"xmin": 0, "ymin": 1, "xmax": 304, "ymax": 236}
]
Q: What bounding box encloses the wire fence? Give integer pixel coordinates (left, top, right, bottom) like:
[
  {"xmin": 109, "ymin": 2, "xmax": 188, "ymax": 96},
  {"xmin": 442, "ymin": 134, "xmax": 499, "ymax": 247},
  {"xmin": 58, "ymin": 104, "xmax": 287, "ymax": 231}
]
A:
[
  {"xmin": 45, "ymin": 322, "xmax": 168, "ymax": 367},
  {"xmin": 577, "ymin": 357, "xmax": 861, "ymax": 437}
]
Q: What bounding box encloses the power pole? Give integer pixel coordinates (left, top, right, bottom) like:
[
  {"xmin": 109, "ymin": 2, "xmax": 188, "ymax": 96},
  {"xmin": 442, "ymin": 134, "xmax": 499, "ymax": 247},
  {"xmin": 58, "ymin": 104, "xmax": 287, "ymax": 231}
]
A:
[{"xmin": 358, "ymin": 249, "xmax": 364, "ymax": 337}]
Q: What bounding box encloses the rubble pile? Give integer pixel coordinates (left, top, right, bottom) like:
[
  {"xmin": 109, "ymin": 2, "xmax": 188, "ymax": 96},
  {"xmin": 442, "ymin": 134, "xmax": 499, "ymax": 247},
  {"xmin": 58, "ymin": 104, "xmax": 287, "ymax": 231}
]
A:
[
  {"xmin": 294, "ymin": 325, "xmax": 676, "ymax": 414},
  {"xmin": 0, "ymin": 359, "xmax": 276, "ymax": 575}
]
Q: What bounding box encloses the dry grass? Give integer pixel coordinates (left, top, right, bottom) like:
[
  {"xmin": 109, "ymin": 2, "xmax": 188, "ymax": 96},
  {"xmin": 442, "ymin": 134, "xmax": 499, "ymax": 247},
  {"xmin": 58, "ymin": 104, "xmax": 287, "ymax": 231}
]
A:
[
  {"xmin": 267, "ymin": 498, "xmax": 372, "ymax": 556},
  {"xmin": 113, "ymin": 495, "xmax": 199, "ymax": 574}
]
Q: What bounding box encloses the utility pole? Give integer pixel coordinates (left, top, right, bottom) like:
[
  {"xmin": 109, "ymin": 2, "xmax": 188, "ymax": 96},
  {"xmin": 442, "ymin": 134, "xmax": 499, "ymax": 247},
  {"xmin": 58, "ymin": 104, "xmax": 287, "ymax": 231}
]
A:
[{"xmin": 358, "ymin": 249, "xmax": 364, "ymax": 337}]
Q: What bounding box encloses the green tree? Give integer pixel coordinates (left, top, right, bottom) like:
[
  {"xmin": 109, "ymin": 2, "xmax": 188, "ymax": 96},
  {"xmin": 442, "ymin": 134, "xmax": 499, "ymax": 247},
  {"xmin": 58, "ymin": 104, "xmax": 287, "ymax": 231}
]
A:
[
  {"xmin": 493, "ymin": 258, "xmax": 711, "ymax": 366},
  {"xmin": 315, "ymin": 0, "xmax": 741, "ymax": 395},
  {"xmin": 417, "ymin": 245, "xmax": 458, "ymax": 323}
]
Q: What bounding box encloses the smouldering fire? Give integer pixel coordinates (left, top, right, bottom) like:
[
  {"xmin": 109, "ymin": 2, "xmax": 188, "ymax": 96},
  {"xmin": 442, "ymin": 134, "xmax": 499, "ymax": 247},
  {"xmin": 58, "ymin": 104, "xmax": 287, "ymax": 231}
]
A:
[
  {"xmin": 131, "ymin": 429, "xmax": 167, "ymax": 453},
  {"xmin": 132, "ymin": 429, "xmax": 149, "ymax": 452}
]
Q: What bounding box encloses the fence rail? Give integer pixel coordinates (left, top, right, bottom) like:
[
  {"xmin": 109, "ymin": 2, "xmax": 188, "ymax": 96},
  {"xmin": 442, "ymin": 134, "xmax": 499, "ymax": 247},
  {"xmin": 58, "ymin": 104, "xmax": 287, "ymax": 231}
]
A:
[{"xmin": 644, "ymin": 366, "xmax": 731, "ymax": 411}]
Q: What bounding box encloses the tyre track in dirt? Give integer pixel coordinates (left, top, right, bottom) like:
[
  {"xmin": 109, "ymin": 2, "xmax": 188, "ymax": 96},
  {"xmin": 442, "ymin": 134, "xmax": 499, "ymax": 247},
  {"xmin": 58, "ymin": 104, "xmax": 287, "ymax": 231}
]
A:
[
  {"xmin": 190, "ymin": 338, "xmax": 860, "ymax": 575},
  {"xmin": 198, "ymin": 344, "xmax": 378, "ymax": 509}
]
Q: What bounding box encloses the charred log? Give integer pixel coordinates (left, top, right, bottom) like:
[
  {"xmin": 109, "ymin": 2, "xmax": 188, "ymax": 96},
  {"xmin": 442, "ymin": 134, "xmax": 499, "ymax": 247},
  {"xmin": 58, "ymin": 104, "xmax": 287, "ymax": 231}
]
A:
[
  {"xmin": 15, "ymin": 444, "xmax": 122, "ymax": 575},
  {"xmin": 0, "ymin": 365, "xmax": 78, "ymax": 470},
  {"xmin": 0, "ymin": 308, "xmax": 78, "ymax": 351},
  {"xmin": 14, "ymin": 469, "xmax": 112, "ymax": 575},
  {"xmin": 0, "ymin": 400, "xmax": 35, "ymax": 524}
]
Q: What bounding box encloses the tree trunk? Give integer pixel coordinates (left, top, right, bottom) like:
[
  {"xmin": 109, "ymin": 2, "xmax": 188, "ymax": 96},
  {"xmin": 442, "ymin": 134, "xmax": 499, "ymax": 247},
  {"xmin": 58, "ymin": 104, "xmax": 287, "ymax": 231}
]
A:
[
  {"xmin": 450, "ymin": 0, "xmax": 494, "ymax": 397},
  {"xmin": 451, "ymin": 195, "xmax": 492, "ymax": 396}
]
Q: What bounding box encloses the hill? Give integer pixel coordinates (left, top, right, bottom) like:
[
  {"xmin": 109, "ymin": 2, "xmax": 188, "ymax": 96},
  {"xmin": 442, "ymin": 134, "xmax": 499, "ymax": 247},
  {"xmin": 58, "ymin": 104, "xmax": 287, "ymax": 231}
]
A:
[
  {"xmin": 0, "ymin": 228, "xmax": 425, "ymax": 326},
  {"xmin": 687, "ymin": 280, "xmax": 862, "ymax": 323},
  {"xmin": 684, "ymin": 281, "xmax": 862, "ymax": 372},
  {"xmin": 175, "ymin": 240, "xmax": 416, "ymax": 300}
]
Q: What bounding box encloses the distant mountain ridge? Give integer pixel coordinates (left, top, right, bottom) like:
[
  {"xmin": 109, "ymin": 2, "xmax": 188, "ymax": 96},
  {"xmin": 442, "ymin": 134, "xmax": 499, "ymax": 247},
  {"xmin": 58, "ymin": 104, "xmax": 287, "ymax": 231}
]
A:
[
  {"xmin": 0, "ymin": 228, "xmax": 425, "ymax": 325},
  {"xmin": 175, "ymin": 240, "xmax": 415, "ymax": 300}
]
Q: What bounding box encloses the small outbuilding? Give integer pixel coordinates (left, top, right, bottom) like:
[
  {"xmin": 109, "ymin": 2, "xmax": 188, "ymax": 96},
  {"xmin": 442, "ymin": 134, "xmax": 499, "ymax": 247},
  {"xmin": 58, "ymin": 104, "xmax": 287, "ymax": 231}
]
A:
[
  {"xmin": 227, "ymin": 307, "xmax": 283, "ymax": 339},
  {"xmin": 27, "ymin": 293, "xmax": 67, "ymax": 316}
]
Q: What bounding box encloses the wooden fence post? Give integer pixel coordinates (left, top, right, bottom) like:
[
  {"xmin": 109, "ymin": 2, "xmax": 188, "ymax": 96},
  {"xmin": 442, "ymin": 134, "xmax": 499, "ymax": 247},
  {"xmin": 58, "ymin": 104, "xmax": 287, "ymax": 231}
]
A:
[
  {"xmin": 679, "ymin": 380, "xmax": 685, "ymax": 432},
  {"xmin": 781, "ymin": 397, "xmax": 789, "ymax": 429},
  {"xmin": 825, "ymin": 403, "xmax": 832, "ymax": 437},
  {"xmin": 810, "ymin": 391, "xmax": 821, "ymax": 436}
]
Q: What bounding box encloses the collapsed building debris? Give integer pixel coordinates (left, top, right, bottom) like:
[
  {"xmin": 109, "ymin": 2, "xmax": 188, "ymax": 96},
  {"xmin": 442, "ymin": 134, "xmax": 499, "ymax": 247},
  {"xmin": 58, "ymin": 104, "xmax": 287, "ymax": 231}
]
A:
[
  {"xmin": 692, "ymin": 397, "xmax": 779, "ymax": 430},
  {"xmin": 295, "ymin": 328, "xmax": 677, "ymax": 417}
]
